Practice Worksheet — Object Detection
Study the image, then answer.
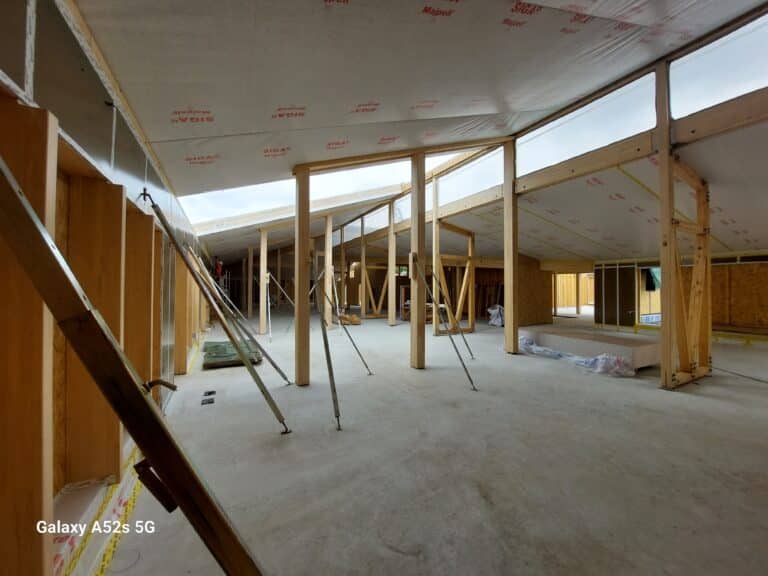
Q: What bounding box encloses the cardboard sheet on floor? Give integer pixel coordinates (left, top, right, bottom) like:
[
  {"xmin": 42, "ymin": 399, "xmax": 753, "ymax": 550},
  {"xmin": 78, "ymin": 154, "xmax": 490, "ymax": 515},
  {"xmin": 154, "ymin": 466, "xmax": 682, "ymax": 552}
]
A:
[{"xmin": 203, "ymin": 341, "xmax": 263, "ymax": 370}]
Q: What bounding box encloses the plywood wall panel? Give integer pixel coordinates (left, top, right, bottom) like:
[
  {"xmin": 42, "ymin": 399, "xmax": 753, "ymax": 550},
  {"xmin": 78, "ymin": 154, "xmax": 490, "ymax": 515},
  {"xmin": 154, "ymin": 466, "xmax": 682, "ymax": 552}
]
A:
[
  {"xmin": 0, "ymin": 99, "xmax": 57, "ymax": 576},
  {"xmin": 729, "ymin": 264, "xmax": 768, "ymax": 328},
  {"xmin": 65, "ymin": 177, "xmax": 125, "ymax": 484},
  {"xmin": 124, "ymin": 206, "xmax": 155, "ymax": 385},
  {"xmin": 174, "ymin": 252, "xmax": 190, "ymax": 375}
]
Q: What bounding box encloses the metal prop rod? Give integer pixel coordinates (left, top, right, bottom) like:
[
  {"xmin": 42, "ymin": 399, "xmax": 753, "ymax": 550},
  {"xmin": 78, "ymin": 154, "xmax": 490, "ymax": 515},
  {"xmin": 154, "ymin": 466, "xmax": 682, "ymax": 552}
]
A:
[
  {"xmin": 308, "ymin": 269, "xmax": 325, "ymax": 297},
  {"xmin": 332, "ymin": 278, "xmax": 342, "ymax": 330},
  {"xmin": 313, "ymin": 261, "xmax": 342, "ymax": 431},
  {"xmin": 0, "ymin": 157, "xmax": 263, "ymax": 574},
  {"xmin": 324, "ymin": 288, "xmax": 374, "ymax": 376},
  {"xmin": 146, "ymin": 193, "xmax": 291, "ymax": 432},
  {"xmin": 435, "ymin": 269, "xmax": 475, "ymax": 360},
  {"xmin": 412, "ymin": 253, "xmax": 477, "ymax": 391},
  {"xmin": 269, "ymin": 272, "xmax": 295, "ymax": 307},
  {"xmin": 195, "ymin": 253, "xmax": 292, "ymax": 386},
  {"xmin": 270, "ymin": 270, "xmax": 371, "ymax": 376}
]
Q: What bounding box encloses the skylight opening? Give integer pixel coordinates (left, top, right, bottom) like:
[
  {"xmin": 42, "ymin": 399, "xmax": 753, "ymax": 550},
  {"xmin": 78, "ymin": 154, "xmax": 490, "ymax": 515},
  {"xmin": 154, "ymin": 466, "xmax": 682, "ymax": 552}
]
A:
[
  {"xmin": 516, "ymin": 74, "xmax": 656, "ymax": 177},
  {"xmin": 670, "ymin": 13, "xmax": 768, "ymax": 119}
]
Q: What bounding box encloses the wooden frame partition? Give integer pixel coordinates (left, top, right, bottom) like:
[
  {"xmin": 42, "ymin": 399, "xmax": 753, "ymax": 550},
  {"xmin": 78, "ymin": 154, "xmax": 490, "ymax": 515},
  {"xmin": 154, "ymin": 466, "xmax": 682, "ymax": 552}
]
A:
[
  {"xmin": 0, "ymin": 151, "xmax": 264, "ymax": 575},
  {"xmin": 0, "ymin": 98, "xmax": 57, "ymax": 576},
  {"xmin": 66, "ymin": 175, "xmax": 126, "ymax": 484}
]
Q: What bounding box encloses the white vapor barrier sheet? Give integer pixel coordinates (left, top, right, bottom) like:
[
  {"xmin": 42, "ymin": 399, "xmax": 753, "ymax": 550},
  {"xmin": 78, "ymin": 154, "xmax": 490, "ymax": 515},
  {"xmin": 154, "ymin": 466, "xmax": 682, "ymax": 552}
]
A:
[
  {"xmin": 75, "ymin": 0, "xmax": 764, "ymax": 195},
  {"xmin": 516, "ymin": 73, "xmax": 656, "ymax": 176},
  {"xmin": 671, "ymin": 13, "xmax": 768, "ymax": 119}
]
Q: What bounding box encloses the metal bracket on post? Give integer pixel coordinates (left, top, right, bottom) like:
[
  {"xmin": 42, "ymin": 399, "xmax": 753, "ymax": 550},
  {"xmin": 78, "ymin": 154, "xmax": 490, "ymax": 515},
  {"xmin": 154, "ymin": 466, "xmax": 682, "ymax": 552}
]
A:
[{"xmin": 144, "ymin": 379, "xmax": 178, "ymax": 394}]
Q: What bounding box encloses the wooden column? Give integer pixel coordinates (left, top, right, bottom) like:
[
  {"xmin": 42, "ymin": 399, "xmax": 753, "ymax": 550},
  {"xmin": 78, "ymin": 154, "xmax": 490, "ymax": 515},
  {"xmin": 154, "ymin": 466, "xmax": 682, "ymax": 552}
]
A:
[
  {"xmin": 295, "ymin": 167, "xmax": 311, "ymax": 386},
  {"xmin": 410, "ymin": 152, "xmax": 426, "ymax": 368},
  {"xmin": 503, "ymin": 141, "xmax": 519, "ymax": 353},
  {"xmin": 175, "ymin": 252, "xmax": 190, "ymax": 374},
  {"xmin": 340, "ymin": 227, "xmax": 347, "ymax": 309},
  {"xmin": 553, "ymin": 274, "xmax": 558, "ymax": 316},
  {"xmin": 67, "ymin": 176, "xmax": 126, "ymax": 483},
  {"xmin": 360, "ymin": 217, "xmax": 367, "ymax": 317},
  {"xmin": 151, "ymin": 227, "xmax": 163, "ymax": 400},
  {"xmin": 432, "ymin": 177, "xmax": 441, "ymax": 336},
  {"xmin": 259, "ymin": 230, "xmax": 268, "ymax": 335},
  {"xmin": 387, "ymin": 201, "xmax": 397, "ymax": 325},
  {"xmin": 124, "ymin": 206, "xmax": 155, "ymax": 387},
  {"xmin": 324, "ymin": 216, "xmax": 334, "ymax": 327},
  {"xmin": 657, "ymin": 62, "xmax": 678, "ymax": 389},
  {"xmin": 0, "ymin": 99, "xmax": 57, "ymax": 576},
  {"xmin": 468, "ymin": 233, "xmax": 476, "ymax": 330},
  {"xmin": 247, "ymin": 246, "xmax": 254, "ymax": 318},
  {"xmin": 575, "ymin": 273, "xmax": 581, "ymax": 315},
  {"xmin": 276, "ymin": 247, "xmax": 282, "ymax": 306},
  {"xmin": 240, "ymin": 258, "xmax": 247, "ymax": 313}
]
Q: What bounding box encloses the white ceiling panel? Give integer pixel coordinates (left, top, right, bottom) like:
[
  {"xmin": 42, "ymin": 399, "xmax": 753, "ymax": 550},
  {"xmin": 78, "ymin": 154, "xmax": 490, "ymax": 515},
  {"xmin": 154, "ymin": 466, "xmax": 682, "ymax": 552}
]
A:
[{"xmin": 75, "ymin": 0, "xmax": 763, "ymax": 195}]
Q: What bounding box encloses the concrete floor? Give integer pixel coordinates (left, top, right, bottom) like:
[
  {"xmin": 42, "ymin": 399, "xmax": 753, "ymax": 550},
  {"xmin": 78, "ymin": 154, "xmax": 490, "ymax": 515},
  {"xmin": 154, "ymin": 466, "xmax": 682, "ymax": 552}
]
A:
[{"xmin": 109, "ymin": 312, "xmax": 768, "ymax": 575}]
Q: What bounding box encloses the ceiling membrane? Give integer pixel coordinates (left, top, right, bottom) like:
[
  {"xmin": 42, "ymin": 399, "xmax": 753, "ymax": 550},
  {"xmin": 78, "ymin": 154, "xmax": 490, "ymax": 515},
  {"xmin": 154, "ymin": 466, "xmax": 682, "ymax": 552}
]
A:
[{"xmin": 74, "ymin": 0, "xmax": 762, "ymax": 196}]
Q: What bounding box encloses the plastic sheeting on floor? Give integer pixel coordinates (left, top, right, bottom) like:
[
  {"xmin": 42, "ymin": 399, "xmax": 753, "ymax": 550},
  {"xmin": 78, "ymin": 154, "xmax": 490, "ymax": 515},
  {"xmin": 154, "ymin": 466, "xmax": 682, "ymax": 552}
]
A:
[{"xmin": 519, "ymin": 336, "xmax": 636, "ymax": 377}]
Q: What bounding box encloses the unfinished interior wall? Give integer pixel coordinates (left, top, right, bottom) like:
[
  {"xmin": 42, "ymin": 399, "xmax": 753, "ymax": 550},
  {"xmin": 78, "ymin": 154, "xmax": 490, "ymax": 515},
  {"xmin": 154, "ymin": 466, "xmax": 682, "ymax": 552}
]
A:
[
  {"xmin": 473, "ymin": 254, "xmax": 552, "ymax": 326},
  {"xmin": 65, "ymin": 176, "xmax": 125, "ymax": 484},
  {"xmin": 595, "ymin": 264, "xmax": 636, "ymax": 327},
  {"xmin": 124, "ymin": 205, "xmax": 155, "ymax": 392},
  {"xmin": 174, "ymin": 252, "xmax": 191, "ymax": 374},
  {"xmin": 0, "ymin": 98, "xmax": 57, "ymax": 576},
  {"xmin": 682, "ymin": 262, "xmax": 768, "ymax": 331}
]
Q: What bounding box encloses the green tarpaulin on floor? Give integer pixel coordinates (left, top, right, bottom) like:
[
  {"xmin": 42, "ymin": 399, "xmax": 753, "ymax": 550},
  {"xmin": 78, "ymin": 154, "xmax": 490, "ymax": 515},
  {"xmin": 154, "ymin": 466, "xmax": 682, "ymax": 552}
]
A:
[{"xmin": 202, "ymin": 340, "xmax": 263, "ymax": 370}]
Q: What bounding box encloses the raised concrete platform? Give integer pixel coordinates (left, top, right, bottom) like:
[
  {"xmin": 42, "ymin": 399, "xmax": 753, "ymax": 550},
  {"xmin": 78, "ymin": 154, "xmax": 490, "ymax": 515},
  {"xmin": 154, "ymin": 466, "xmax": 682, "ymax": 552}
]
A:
[{"xmin": 520, "ymin": 324, "xmax": 660, "ymax": 369}]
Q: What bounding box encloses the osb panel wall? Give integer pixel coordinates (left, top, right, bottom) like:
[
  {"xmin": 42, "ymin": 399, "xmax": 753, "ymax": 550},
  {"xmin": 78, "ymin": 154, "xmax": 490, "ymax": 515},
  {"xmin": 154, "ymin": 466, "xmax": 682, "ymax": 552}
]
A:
[
  {"xmin": 729, "ymin": 264, "xmax": 768, "ymax": 327},
  {"xmin": 475, "ymin": 253, "xmax": 552, "ymax": 326},
  {"xmin": 681, "ymin": 263, "xmax": 768, "ymax": 330}
]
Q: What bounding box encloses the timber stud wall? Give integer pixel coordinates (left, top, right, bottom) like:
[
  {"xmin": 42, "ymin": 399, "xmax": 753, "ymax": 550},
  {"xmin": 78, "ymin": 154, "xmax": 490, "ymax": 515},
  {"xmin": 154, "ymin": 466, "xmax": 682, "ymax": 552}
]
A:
[{"xmin": 0, "ymin": 96, "xmax": 209, "ymax": 575}]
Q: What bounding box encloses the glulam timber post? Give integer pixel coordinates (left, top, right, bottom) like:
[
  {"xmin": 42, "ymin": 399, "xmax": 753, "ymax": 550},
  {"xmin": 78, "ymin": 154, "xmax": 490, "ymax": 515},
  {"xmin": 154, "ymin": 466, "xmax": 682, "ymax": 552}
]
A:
[
  {"xmin": 575, "ymin": 273, "xmax": 581, "ymax": 315},
  {"xmin": 295, "ymin": 167, "xmax": 311, "ymax": 386},
  {"xmin": 432, "ymin": 177, "xmax": 441, "ymax": 336},
  {"xmin": 259, "ymin": 230, "xmax": 268, "ymax": 335},
  {"xmin": 657, "ymin": 61, "xmax": 676, "ymax": 388},
  {"xmin": 503, "ymin": 141, "xmax": 519, "ymax": 353},
  {"xmin": 247, "ymin": 246, "xmax": 254, "ymax": 318},
  {"xmin": 340, "ymin": 227, "xmax": 347, "ymax": 310},
  {"xmin": 410, "ymin": 152, "xmax": 426, "ymax": 368},
  {"xmin": 360, "ymin": 217, "xmax": 367, "ymax": 318},
  {"xmin": 0, "ymin": 99, "xmax": 57, "ymax": 576},
  {"xmin": 324, "ymin": 215, "xmax": 334, "ymax": 327},
  {"xmin": 468, "ymin": 232, "xmax": 476, "ymax": 331},
  {"xmin": 240, "ymin": 258, "xmax": 247, "ymax": 314},
  {"xmin": 276, "ymin": 248, "xmax": 282, "ymax": 307},
  {"xmin": 388, "ymin": 201, "xmax": 397, "ymax": 325}
]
